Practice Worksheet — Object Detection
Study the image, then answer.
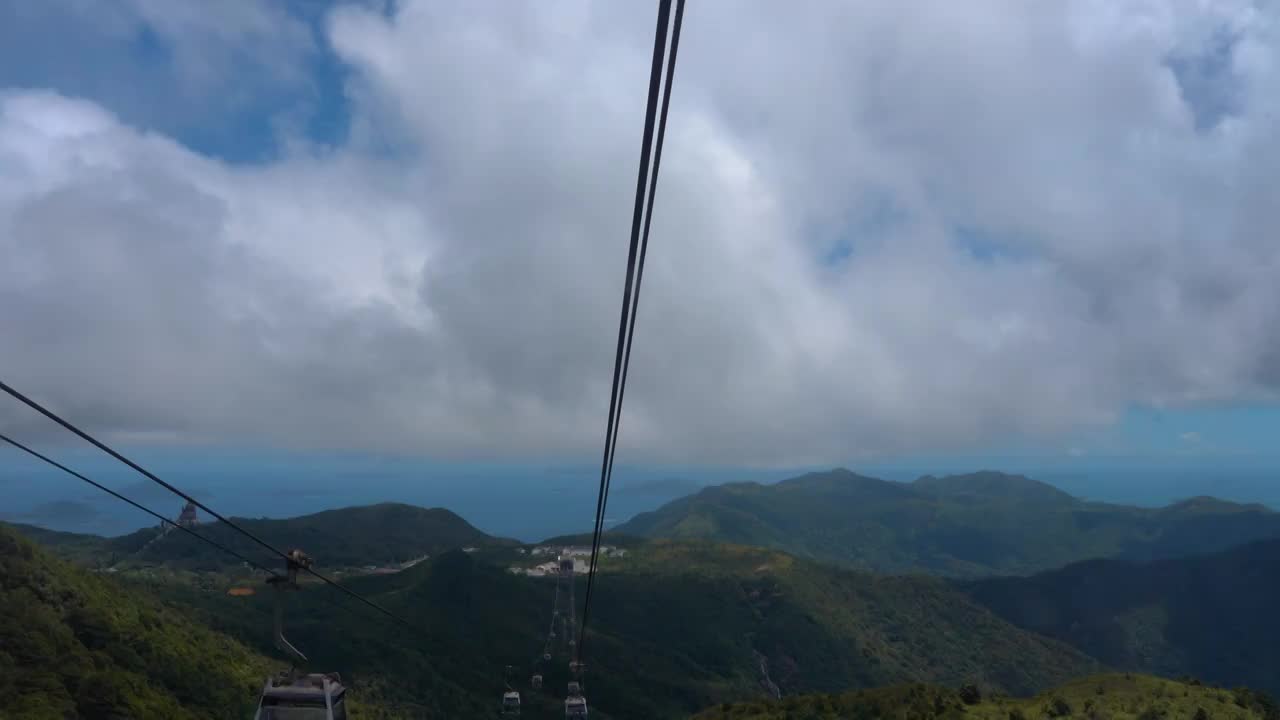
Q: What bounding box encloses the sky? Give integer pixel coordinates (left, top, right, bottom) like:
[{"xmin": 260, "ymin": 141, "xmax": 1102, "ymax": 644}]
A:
[{"xmin": 1, "ymin": 0, "xmax": 1279, "ymax": 534}]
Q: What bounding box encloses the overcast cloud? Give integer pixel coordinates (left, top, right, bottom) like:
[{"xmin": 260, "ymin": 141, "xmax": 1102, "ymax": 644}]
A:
[{"xmin": 1, "ymin": 0, "xmax": 1278, "ymax": 466}]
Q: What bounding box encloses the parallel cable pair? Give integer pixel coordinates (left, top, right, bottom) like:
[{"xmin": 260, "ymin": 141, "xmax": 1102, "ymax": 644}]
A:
[
  {"xmin": 0, "ymin": 380, "xmax": 430, "ymax": 641},
  {"xmin": 576, "ymin": 0, "xmax": 687, "ymax": 668},
  {"xmin": 0, "ymin": 0, "xmax": 690, "ymax": 691}
]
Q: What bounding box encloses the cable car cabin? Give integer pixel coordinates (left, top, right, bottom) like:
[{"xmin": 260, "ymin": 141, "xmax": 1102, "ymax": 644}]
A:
[
  {"xmin": 255, "ymin": 672, "xmax": 347, "ymax": 720},
  {"xmin": 559, "ymin": 556, "xmax": 575, "ymax": 575},
  {"xmin": 501, "ymin": 690, "xmax": 522, "ymax": 716},
  {"xmin": 567, "ymin": 681, "xmax": 581, "ymax": 697},
  {"xmin": 531, "ymin": 674, "xmax": 543, "ymax": 690},
  {"xmin": 564, "ymin": 695, "xmax": 588, "ymax": 718}
]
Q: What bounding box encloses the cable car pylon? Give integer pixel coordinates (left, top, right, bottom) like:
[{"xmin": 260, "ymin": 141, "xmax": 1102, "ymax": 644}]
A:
[
  {"xmin": 254, "ymin": 549, "xmax": 349, "ymax": 720},
  {"xmin": 525, "ymin": 549, "xmax": 588, "ymax": 715}
]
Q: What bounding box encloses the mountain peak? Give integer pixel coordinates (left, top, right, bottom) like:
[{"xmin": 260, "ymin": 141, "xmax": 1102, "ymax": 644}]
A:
[
  {"xmin": 619, "ymin": 468, "xmax": 1280, "ymax": 577},
  {"xmin": 101, "ymin": 501, "xmax": 508, "ymax": 571},
  {"xmin": 912, "ymin": 471, "xmax": 1075, "ymax": 504},
  {"xmin": 306, "ymin": 501, "xmax": 457, "ymax": 516},
  {"xmin": 777, "ymin": 468, "xmax": 913, "ymax": 496}
]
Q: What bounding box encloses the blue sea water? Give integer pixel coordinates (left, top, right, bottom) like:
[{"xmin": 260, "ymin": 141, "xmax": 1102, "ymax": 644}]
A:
[
  {"xmin": 3, "ymin": 446, "xmax": 1277, "ymax": 541},
  {"xmin": 0, "ymin": 448, "xmax": 784, "ymax": 541}
]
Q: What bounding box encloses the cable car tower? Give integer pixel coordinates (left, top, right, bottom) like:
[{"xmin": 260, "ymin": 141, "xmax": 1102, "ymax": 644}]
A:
[
  {"xmin": 528, "ymin": 550, "xmax": 589, "ymax": 716},
  {"xmin": 254, "ymin": 549, "xmax": 349, "ymax": 720},
  {"xmin": 534, "ymin": 552, "xmax": 577, "ymax": 682},
  {"xmin": 560, "ymin": 554, "xmax": 578, "ymax": 657}
]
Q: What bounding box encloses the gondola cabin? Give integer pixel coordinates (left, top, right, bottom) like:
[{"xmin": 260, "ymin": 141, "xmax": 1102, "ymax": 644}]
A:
[
  {"xmin": 564, "ymin": 695, "xmax": 588, "ymax": 718},
  {"xmin": 502, "ymin": 690, "xmax": 522, "ymax": 716},
  {"xmin": 254, "ymin": 672, "xmax": 347, "ymax": 719}
]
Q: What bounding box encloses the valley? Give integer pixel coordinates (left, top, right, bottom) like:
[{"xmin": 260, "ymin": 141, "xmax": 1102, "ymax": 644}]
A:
[{"xmin": 5, "ymin": 469, "xmax": 1280, "ymax": 718}]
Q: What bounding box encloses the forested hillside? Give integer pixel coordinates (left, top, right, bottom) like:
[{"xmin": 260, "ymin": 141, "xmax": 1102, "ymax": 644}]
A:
[
  {"xmin": 0, "ymin": 525, "xmax": 271, "ymax": 719},
  {"xmin": 144, "ymin": 540, "xmax": 1098, "ymax": 718},
  {"xmin": 692, "ymin": 674, "xmax": 1280, "ymax": 720},
  {"xmin": 617, "ymin": 470, "xmax": 1280, "ymax": 576},
  {"xmin": 965, "ymin": 537, "xmax": 1280, "ymax": 696},
  {"xmin": 14, "ymin": 499, "xmax": 1280, "ymax": 718},
  {"xmin": 6, "ymin": 502, "xmax": 507, "ymax": 573}
]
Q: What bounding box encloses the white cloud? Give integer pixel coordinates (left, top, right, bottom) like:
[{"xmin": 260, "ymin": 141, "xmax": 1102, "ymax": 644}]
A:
[{"xmin": 1, "ymin": 1, "xmax": 1279, "ymax": 465}]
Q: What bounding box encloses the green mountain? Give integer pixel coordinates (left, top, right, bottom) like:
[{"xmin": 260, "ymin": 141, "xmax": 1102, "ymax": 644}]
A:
[
  {"xmin": 615, "ymin": 469, "xmax": 1280, "ymax": 577},
  {"xmin": 0, "ymin": 521, "xmax": 112, "ymax": 565},
  {"xmin": 692, "ymin": 673, "xmax": 1280, "ymax": 720},
  {"xmin": 147, "ymin": 540, "xmax": 1099, "ymax": 718},
  {"xmin": 0, "ymin": 524, "xmax": 273, "ymax": 719},
  {"xmin": 964, "ymin": 537, "xmax": 1280, "ymax": 697},
  {"xmin": 31, "ymin": 502, "xmax": 509, "ymax": 573},
  {"xmin": 912, "ymin": 471, "xmax": 1074, "ymax": 504},
  {"xmin": 16, "ymin": 498, "xmax": 1280, "ymax": 718}
]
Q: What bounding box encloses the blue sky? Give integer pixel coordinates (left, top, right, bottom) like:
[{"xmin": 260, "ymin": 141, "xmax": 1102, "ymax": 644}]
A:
[
  {"xmin": 0, "ymin": 0, "xmax": 354, "ymax": 163},
  {"xmin": 1, "ymin": 1, "xmax": 1278, "ymax": 534}
]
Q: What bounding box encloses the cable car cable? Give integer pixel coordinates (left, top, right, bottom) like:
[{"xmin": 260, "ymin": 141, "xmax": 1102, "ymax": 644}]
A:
[
  {"xmin": 603, "ymin": 0, "xmax": 686, "ymax": 553},
  {"xmin": 590, "ymin": 0, "xmax": 687, "ymax": 609},
  {"xmin": 2, "ymin": 426, "xmax": 439, "ymax": 661},
  {"xmin": 576, "ymin": 0, "xmax": 685, "ymax": 665},
  {"xmin": 0, "ymin": 379, "xmax": 287, "ymax": 559},
  {"xmin": 0, "ymin": 379, "xmax": 430, "ymax": 639},
  {"xmin": 578, "ymin": 0, "xmax": 672, "ymax": 653},
  {"xmin": 0, "ymin": 430, "xmax": 280, "ymax": 579},
  {"xmin": 580, "ymin": 0, "xmax": 673, "ymax": 599}
]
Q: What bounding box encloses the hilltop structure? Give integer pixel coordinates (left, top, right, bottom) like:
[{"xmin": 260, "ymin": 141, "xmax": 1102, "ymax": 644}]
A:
[
  {"xmin": 177, "ymin": 501, "xmax": 199, "ymax": 528},
  {"xmin": 510, "ymin": 545, "xmax": 627, "ymax": 577}
]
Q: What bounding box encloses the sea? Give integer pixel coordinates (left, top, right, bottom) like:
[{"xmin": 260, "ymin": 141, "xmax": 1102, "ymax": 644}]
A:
[{"xmin": 3, "ymin": 448, "xmax": 1278, "ymax": 542}]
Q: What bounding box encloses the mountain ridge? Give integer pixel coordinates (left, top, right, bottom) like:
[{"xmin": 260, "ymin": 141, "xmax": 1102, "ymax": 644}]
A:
[
  {"xmin": 913, "ymin": 470, "xmax": 1075, "ymax": 504},
  {"xmin": 12, "ymin": 493, "xmax": 1280, "ymax": 716},
  {"xmin": 615, "ymin": 468, "xmax": 1280, "ymax": 577},
  {"xmin": 7, "ymin": 502, "xmax": 511, "ymax": 572}
]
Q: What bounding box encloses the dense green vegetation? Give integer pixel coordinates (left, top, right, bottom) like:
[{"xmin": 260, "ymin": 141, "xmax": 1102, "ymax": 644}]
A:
[
  {"xmin": 0, "ymin": 521, "xmax": 115, "ymax": 566},
  {"xmin": 0, "ymin": 524, "xmax": 272, "ymax": 719},
  {"xmin": 603, "ymin": 541, "xmax": 1100, "ymax": 694},
  {"xmin": 616, "ymin": 470, "xmax": 1280, "ymax": 577},
  {"xmin": 965, "ymin": 537, "xmax": 1280, "ymax": 696},
  {"xmin": 13, "ymin": 494, "xmax": 1280, "ymax": 718},
  {"xmin": 9, "ymin": 502, "xmax": 509, "ymax": 574},
  {"xmin": 692, "ymin": 673, "xmax": 1280, "ymax": 720},
  {"xmin": 144, "ymin": 540, "xmax": 1097, "ymax": 718}
]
